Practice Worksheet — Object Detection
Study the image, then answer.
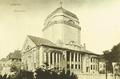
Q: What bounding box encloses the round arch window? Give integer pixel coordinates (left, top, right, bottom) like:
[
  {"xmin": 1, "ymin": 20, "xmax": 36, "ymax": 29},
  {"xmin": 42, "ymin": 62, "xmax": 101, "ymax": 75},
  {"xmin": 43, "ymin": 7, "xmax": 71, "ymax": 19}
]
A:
[{"xmin": 68, "ymin": 20, "xmax": 75, "ymax": 24}]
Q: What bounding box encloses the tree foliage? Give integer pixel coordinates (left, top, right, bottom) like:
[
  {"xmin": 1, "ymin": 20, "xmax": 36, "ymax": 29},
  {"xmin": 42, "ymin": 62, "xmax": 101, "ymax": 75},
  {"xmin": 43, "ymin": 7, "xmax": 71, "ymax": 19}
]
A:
[
  {"xmin": 0, "ymin": 74, "xmax": 7, "ymax": 79},
  {"xmin": 13, "ymin": 70, "xmax": 34, "ymax": 79},
  {"xmin": 0, "ymin": 75, "xmax": 3, "ymax": 79},
  {"xmin": 10, "ymin": 65, "xmax": 19, "ymax": 72},
  {"xmin": 35, "ymin": 68, "xmax": 78, "ymax": 79},
  {"xmin": 103, "ymin": 50, "xmax": 113, "ymax": 73},
  {"xmin": 103, "ymin": 43, "xmax": 120, "ymax": 73},
  {"xmin": 104, "ymin": 43, "xmax": 120, "ymax": 62},
  {"xmin": 110, "ymin": 43, "xmax": 120, "ymax": 62},
  {"xmin": 0, "ymin": 67, "xmax": 78, "ymax": 79}
]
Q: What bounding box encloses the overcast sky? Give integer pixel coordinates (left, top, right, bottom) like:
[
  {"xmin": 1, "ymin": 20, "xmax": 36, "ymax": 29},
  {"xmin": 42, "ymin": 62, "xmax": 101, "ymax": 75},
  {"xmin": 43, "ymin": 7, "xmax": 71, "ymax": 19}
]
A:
[{"xmin": 0, "ymin": 0, "xmax": 120, "ymax": 59}]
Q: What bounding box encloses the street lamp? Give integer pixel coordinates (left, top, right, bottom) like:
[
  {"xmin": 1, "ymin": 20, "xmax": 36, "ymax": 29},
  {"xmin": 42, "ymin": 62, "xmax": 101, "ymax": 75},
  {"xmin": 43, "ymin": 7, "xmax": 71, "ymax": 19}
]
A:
[{"xmin": 105, "ymin": 60, "xmax": 108, "ymax": 79}]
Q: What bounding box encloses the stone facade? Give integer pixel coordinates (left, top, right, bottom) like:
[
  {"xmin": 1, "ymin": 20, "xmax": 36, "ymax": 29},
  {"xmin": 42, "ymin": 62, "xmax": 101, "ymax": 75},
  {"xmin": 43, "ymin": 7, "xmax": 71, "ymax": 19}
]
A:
[
  {"xmin": 98, "ymin": 55, "xmax": 106, "ymax": 73},
  {"xmin": 21, "ymin": 7, "xmax": 99, "ymax": 74},
  {"xmin": 43, "ymin": 7, "xmax": 81, "ymax": 48},
  {"xmin": 21, "ymin": 35, "xmax": 66, "ymax": 71},
  {"xmin": 21, "ymin": 35, "xmax": 99, "ymax": 74}
]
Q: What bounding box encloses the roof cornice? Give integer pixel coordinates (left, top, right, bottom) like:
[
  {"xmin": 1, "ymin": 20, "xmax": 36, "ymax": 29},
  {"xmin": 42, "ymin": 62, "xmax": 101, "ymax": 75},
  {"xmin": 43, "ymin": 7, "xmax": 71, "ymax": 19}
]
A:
[
  {"xmin": 42, "ymin": 20, "xmax": 81, "ymax": 31},
  {"xmin": 39, "ymin": 44, "xmax": 99, "ymax": 56}
]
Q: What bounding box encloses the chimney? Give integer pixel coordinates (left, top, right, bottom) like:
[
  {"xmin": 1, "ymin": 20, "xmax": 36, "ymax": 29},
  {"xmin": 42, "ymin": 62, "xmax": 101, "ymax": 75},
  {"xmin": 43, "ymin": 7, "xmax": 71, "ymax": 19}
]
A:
[{"xmin": 84, "ymin": 43, "xmax": 86, "ymax": 50}]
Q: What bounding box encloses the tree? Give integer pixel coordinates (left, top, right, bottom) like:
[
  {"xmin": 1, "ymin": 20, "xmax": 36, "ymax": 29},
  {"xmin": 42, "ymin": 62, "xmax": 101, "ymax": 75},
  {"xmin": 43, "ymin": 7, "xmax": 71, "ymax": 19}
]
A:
[
  {"xmin": 10, "ymin": 65, "xmax": 19, "ymax": 72},
  {"xmin": 0, "ymin": 75, "xmax": 3, "ymax": 79},
  {"xmin": 110, "ymin": 43, "xmax": 120, "ymax": 62},
  {"xmin": 3, "ymin": 74, "xmax": 7, "ymax": 79},
  {"xmin": 103, "ymin": 50, "xmax": 113, "ymax": 73},
  {"xmin": 103, "ymin": 43, "xmax": 120, "ymax": 62},
  {"xmin": 110, "ymin": 43, "xmax": 120, "ymax": 76},
  {"xmin": 59, "ymin": 70, "xmax": 78, "ymax": 79},
  {"xmin": 35, "ymin": 68, "xmax": 46, "ymax": 79},
  {"xmin": 103, "ymin": 43, "xmax": 120, "ymax": 73},
  {"xmin": 35, "ymin": 67, "xmax": 78, "ymax": 79},
  {"xmin": 58, "ymin": 69, "xmax": 67, "ymax": 79},
  {"xmin": 69, "ymin": 73, "xmax": 78, "ymax": 79},
  {"xmin": 12, "ymin": 70, "xmax": 34, "ymax": 79}
]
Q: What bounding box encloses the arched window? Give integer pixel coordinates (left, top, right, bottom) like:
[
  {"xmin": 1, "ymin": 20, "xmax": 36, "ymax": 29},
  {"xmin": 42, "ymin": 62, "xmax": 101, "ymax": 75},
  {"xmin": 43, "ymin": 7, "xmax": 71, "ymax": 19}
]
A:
[
  {"xmin": 68, "ymin": 20, "xmax": 75, "ymax": 24},
  {"xmin": 69, "ymin": 41, "xmax": 76, "ymax": 45}
]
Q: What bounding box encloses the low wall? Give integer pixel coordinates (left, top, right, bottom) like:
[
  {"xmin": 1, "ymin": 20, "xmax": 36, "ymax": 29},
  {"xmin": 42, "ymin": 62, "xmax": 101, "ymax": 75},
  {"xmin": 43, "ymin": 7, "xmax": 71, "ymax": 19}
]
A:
[{"xmin": 76, "ymin": 73, "xmax": 119, "ymax": 79}]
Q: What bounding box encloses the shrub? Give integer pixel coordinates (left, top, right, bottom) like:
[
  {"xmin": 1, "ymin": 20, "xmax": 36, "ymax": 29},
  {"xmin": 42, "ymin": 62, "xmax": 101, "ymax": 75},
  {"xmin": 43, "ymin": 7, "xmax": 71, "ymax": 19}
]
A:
[
  {"xmin": 35, "ymin": 68, "xmax": 52, "ymax": 79},
  {"xmin": 99, "ymin": 70, "xmax": 105, "ymax": 74},
  {"xmin": 0, "ymin": 75, "xmax": 3, "ymax": 79},
  {"xmin": 35, "ymin": 68, "xmax": 78, "ymax": 79},
  {"xmin": 59, "ymin": 70, "xmax": 78, "ymax": 79},
  {"xmin": 3, "ymin": 74, "xmax": 7, "ymax": 79},
  {"xmin": 1, "ymin": 68, "xmax": 78, "ymax": 79},
  {"xmin": 12, "ymin": 70, "xmax": 34, "ymax": 79}
]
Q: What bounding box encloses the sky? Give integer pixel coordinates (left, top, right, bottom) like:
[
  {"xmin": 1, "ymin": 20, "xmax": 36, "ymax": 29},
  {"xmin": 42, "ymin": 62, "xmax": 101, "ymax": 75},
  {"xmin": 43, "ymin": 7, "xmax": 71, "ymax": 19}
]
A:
[{"xmin": 0, "ymin": 0, "xmax": 120, "ymax": 59}]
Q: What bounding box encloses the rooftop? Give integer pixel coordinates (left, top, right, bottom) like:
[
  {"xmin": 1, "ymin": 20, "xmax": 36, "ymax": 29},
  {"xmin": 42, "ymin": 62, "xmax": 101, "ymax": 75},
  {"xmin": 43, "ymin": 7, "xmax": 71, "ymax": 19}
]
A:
[
  {"xmin": 6, "ymin": 53, "xmax": 13, "ymax": 60},
  {"xmin": 0, "ymin": 58, "xmax": 6, "ymax": 62},
  {"xmin": 27, "ymin": 35, "xmax": 99, "ymax": 56},
  {"xmin": 11, "ymin": 50, "xmax": 21, "ymax": 59},
  {"xmin": 46, "ymin": 7, "xmax": 78, "ymax": 20},
  {"xmin": 28, "ymin": 35, "xmax": 57, "ymax": 47}
]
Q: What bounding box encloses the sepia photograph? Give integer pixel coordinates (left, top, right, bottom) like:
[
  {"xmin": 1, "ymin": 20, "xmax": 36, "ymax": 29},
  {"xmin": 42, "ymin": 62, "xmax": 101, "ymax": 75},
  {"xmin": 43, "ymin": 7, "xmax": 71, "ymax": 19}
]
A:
[{"xmin": 0, "ymin": 0, "xmax": 120, "ymax": 79}]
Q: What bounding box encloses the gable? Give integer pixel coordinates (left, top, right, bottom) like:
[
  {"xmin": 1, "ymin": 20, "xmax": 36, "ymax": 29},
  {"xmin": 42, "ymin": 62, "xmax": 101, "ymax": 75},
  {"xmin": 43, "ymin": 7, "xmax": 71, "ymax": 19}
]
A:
[{"xmin": 21, "ymin": 36, "xmax": 36, "ymax": 52}]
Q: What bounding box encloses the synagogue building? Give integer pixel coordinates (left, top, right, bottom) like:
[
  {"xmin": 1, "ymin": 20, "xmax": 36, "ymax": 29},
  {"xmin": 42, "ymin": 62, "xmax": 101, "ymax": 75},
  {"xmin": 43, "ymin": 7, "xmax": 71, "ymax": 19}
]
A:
[{"xmin": 21, "ymin": 7, "xmax": 99, "ymax": 74}]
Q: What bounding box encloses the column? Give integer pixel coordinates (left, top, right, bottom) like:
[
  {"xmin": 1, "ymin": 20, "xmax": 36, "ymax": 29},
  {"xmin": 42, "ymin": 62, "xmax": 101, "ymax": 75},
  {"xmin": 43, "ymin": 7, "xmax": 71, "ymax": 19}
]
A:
[
  {"xmin": 48, "ymin": 52, "xmax": 50, "ymax": 67},
  {"xmin": 44, "ymin": 52, "xmax": 46, "ymax": 63},
  {"xmin": 31, "ymin": 53, "xmax": 33, "ymax": 70},
  {"xmin": 80, "ymin": 54, "xmax": 82, "ymax": 69},
  {"xmin": 94, "ymin": 58, "xmax": 96, "ymax": 70},
  {"xmin": 56, "ymin": 53, "xmax": 58, "ymax": 67},
  {"xmin": 77, "ymin": 53, "xmax": 79, "ymax": 69},
  {"xmin": 74, "ymin": 52, "xmax": 75, "ymax": 72},
  {"xmin": 59, "ymin": 53, "xmax": 60, "ymax": 70},
  {"xmin": 52, "ymin": 53, "xmax": 54, "ymax": 67}
]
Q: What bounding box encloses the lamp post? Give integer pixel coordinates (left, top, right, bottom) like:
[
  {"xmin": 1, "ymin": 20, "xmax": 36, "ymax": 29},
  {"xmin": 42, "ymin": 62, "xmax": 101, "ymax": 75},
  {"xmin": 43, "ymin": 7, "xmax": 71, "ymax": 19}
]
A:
[{"xmin": 106, "ymin": 60, "xmax": 108, "ymax": 79}]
